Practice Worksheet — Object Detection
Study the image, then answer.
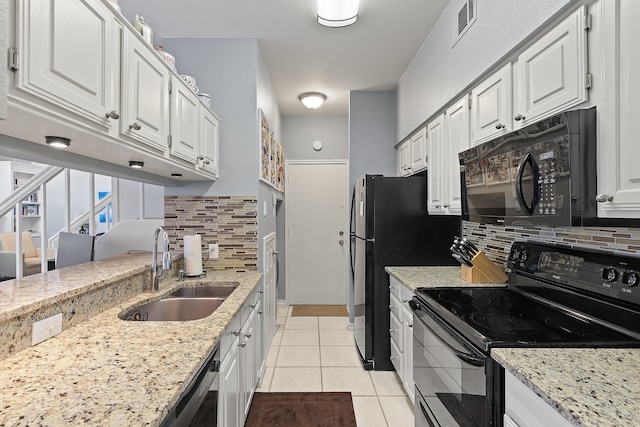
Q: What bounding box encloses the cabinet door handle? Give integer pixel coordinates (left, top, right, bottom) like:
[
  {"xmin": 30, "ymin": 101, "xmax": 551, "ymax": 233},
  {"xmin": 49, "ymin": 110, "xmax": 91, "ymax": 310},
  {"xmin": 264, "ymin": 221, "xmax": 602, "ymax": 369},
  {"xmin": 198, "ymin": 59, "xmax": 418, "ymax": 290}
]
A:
[
  {"xmin": 238, "ymin": 342, "xmax": 246, "ymax": 347},
  {"xmin": 259, "ymin": 289, "xmax": 264, "ymax": 294},
  {"xmin": 596, "ymin": 193, "xmax": 614, "ymax": 203},
  {"xmin": 129, "ymin": 122, "xmax": 142, "ymax": 130},
  {"xmin": 443, "ymin": 204, "xmax": 449, "ymax": 208},
  {"xmin": 435, "ymin": 204, "xmax": 441, "ymax": 208},
  {"xmin": 258, "ymin": 310, "xmax": 263, "ymax": 314},
  {"xmin": 250, "ymin": 303, "xmax": 256, "ymax": 308},
  {"xmin": 232, "ymin": 330, "xmax": 240, "ymax": 336},
  {"xmin": 245, "ymin": 332, "xmax": 252, "ymax": 338},
  {"xmin": 389, "ymin": 328, "xmax": 395, "ymax": 334},
  {"xmin": 197, "ymin": 155, "xmax": 204, "ymax": 160},
  {"xmin": 495, "ymin": 123, "xmax": 504, "ymax": 129},
  {"xmin": 402, "ymin": 298, "xmax": 410, "ymax": 303},
  {"xmin": 105, "ymin": 110, "xmax": 120, "ymax": 120},
  {"xmin": 514, "ymin": 114, "xmax": 525, "ymax": 121},
  {"xmin": 407, "ymin": 322, "xmax": 413, "ymax": 328}
]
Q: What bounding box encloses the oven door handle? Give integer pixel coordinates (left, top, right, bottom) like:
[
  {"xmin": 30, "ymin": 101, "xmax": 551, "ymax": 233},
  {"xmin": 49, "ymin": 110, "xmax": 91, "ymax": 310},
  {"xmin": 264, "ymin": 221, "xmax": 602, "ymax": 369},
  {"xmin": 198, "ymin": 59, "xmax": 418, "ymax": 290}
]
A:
[
  {"xmin": 410, "ymin": 300, "xmax": 485, "ymax": 367},
  {"xmin": 418, "ymin": 400, "xmax": 438, "ymax": 427}
]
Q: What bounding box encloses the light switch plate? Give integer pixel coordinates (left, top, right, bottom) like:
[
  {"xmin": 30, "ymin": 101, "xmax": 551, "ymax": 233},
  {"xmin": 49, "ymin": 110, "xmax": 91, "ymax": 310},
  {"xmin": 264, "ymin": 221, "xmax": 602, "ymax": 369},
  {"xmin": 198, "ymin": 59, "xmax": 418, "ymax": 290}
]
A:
[
  {"xmin": 32, "ymin": 313, "xmax": 62, "ymax": 346},
  {"xmin": 209, "ymin": 243, "xmax": 219, "ymax": 260}
]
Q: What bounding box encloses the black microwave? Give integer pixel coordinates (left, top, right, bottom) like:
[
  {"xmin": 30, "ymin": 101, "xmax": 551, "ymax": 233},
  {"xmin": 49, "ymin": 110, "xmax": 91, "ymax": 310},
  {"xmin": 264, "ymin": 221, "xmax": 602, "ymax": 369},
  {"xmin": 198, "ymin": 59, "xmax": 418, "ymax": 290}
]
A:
[{"xmin": 458, "ymin": 107, "xmax": 597, "ymax": 227}]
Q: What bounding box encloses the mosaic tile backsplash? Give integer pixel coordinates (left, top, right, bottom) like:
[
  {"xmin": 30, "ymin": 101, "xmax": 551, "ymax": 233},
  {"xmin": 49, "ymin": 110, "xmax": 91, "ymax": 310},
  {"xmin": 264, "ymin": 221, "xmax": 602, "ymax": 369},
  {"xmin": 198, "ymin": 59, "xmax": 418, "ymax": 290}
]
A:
[
  {"xmin": 164, "ymin": 196, "xmax": 258, "ymax": 271},
  {"xmin": 462, "ymin": 221, "xmax": 640, "ymax": 268}
]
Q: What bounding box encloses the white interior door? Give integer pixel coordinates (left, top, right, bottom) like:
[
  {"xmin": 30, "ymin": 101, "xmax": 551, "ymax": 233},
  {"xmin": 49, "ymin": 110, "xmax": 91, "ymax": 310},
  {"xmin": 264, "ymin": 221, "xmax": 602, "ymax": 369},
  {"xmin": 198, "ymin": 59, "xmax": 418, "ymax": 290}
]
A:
[{"xmin": 286, "ymin": 161, "xmax": 348, "ymax": 305}]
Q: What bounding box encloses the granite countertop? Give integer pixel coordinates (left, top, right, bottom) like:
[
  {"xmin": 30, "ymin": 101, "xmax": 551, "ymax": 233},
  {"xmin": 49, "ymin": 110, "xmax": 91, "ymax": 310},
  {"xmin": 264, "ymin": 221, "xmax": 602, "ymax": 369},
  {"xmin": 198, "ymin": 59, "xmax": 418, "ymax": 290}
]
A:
[
  {"xmin": 492, "ymin": 348, "xmax": 640, "ymax": 426},
  {"xmin": 0, "ymin": 267, "xmax": 262, "ymax": 426},
  {"xmin": 385, "ymin": 266, "xmax": 503, "ymax": 291}
]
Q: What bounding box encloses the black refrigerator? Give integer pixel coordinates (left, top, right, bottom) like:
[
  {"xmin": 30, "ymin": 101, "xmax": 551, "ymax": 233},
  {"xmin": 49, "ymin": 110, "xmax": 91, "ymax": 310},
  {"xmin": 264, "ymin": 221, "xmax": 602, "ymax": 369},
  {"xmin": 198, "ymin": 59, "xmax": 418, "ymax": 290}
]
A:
[{"xmin": 351, "ymin": 174, "xmax": 460, "ymax": 370}]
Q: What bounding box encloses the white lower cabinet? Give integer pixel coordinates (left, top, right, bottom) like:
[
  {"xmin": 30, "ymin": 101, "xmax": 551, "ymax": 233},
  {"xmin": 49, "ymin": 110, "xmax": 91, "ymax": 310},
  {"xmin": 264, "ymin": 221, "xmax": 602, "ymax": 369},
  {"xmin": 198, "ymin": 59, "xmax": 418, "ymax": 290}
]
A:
[
  {"xmin": 218, "ymin": 285, "xmax": 264, "ymax": 427},
  {"xmin": 389, "ymin": 276, "xmax": 414, "ymax": 401},
  {"xmin": 219, "ymin": 339, "xmax": 241, "ymax": 427},
  {"xmin": 504, "ymin": 370, "xmax": 571, "ymax": 427}
]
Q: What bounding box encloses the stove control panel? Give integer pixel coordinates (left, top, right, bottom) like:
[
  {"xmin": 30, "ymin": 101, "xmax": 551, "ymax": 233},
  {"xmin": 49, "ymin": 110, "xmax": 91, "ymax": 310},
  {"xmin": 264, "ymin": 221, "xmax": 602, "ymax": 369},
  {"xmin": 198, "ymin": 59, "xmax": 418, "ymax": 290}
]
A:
[{"xmin": 508, "ymin": 241, "xmax": 640, "ymax": 306}]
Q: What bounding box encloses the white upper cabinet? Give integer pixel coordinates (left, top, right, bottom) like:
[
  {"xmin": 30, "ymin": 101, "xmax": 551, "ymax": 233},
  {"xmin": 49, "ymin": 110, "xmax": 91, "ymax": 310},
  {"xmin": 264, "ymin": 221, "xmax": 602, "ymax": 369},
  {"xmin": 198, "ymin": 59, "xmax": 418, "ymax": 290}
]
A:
[
  {"xmin": 4, "ymin": 0, "xmax": 220, "ymax": 181},
  {"xmin": 169, "ymin": 77, "xmax": 200, "ymax": 164},
  {"xmin": 443, "ymin": 96, "xmax": 469, "ymax": 215},
  {"xmin": 513, "ymin": 6, "xmax": 588, "ymax": 129},
  {"xmin": 596, "ymin": 0, "xmax": 640, "ymax": 218},
  {"xmin": 397, "ymin": 139, "xmax": 411, "ymax": 177},
  {"xmin": 427, "ymin": 114, "xmax": 445, "ymax": 213},
  {"xmin": 470, "ymin": 64, "xmax": 512, "ymax": 145},
  {"xmin": 397, "ymin": 127, "xmax": 427, "ymax": 177},
  {"xmin": 428, "ymin": 96, "xmax": 470, "ymax": 215},
  {"xmin": 16, "ymin": 0, "xmax": 119, "ymax": 128},
  {"xmin": 199, "ymin": 107, "xmax": 220, "ymax": 178},
  {"xmin": 410, "ymin": 127, "xmax": 427, "ymax": 173},
  {"xmin": 121, "ymin": 30, "xmax": 170, "ymax": 154}
]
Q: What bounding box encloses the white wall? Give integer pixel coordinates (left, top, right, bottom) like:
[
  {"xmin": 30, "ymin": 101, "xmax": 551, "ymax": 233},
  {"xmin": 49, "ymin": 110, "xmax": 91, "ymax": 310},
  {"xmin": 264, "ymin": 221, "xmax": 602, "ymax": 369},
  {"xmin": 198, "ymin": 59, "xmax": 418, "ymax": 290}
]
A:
[
  {"xmin": 349, "ymin": 90, "xmax": 396, "ymax": 182},
  {"xmin": 162, "ymin": 37, "xmax": 260, "ymax": 197},
  {"xmin": 256, "ymin": 43, "xmax": 283, "ymax": 276},
  {"xmin": 282, "ymin": 116, "xmax": 348, "ymax": 160},
  {"xmin": 396, "ymin": 0, "xmax": 573, "ymax": 142}
]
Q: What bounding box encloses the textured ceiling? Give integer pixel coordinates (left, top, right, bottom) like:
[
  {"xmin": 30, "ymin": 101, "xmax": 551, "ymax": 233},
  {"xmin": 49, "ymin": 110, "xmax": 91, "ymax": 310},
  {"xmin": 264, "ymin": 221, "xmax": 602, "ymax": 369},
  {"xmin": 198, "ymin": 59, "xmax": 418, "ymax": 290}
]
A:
[{"xmin": 119, "ymin": 0, "xmax": 450, "ymax": 116}]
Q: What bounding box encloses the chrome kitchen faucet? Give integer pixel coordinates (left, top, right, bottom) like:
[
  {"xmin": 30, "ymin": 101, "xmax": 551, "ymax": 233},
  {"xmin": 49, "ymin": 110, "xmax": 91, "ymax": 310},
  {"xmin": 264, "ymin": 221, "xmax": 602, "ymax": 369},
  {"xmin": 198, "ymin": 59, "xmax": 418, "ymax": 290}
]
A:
[{"xmin": 151, "ymin": 226, "xmax": 172, "ymax": 291}]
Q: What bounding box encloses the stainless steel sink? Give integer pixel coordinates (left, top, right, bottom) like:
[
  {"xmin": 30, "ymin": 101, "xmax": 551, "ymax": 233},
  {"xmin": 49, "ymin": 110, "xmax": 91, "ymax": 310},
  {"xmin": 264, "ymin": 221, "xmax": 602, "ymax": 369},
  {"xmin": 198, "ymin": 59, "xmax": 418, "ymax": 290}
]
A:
[
  {"xmin": 120, "ymin": 297, "xmax": 225, "ymax": 321},
  {"xmin": 167, "ymin": 282, "xmax": 239, "ymax": 299}
]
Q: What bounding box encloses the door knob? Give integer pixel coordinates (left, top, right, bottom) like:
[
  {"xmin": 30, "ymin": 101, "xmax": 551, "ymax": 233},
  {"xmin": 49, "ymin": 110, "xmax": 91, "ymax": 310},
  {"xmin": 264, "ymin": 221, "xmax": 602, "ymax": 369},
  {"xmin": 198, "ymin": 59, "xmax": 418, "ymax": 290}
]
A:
[
  {"xmin": 129, "ymin": 122, "xmax": 142, "ymax": 130},
  {"xmin": 105, "ymin": 110, "xmax": 120, "ymax": 120},
  {"xmin": 514, "ymin": 114, "xmax": 526, "ymax": 121},
  {"xmin": 495, "ymin": 123, "xmax": 504, "ymax": 129}
]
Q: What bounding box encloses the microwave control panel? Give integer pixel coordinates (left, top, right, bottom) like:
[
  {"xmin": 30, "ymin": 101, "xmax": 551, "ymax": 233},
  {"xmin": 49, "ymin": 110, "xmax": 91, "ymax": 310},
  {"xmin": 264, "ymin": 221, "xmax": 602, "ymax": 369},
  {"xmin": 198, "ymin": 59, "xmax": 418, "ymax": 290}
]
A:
[{"xmin": 534, "ymin": 136, "xmax": 570, "ymax": 215}]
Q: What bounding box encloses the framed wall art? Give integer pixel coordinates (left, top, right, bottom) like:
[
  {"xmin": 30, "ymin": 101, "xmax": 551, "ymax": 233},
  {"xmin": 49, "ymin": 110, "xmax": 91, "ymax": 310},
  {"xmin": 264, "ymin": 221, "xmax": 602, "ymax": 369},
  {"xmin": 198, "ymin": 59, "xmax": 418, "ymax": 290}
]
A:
[{"xmin": 259, "ymin": 109, "xmax": 285, "ymax": 192}]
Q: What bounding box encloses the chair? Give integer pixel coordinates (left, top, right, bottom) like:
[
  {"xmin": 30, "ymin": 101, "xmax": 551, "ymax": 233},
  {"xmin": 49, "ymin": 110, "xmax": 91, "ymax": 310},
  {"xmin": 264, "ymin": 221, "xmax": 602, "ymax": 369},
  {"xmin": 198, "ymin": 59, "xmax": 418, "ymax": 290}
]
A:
[
  {"xmin": 56, "ymin": 232, "xmax": 95, "ymax": 269},
  {"xmin": 0, "ymin": 232, "xmax": 55, "ymax": 277}
]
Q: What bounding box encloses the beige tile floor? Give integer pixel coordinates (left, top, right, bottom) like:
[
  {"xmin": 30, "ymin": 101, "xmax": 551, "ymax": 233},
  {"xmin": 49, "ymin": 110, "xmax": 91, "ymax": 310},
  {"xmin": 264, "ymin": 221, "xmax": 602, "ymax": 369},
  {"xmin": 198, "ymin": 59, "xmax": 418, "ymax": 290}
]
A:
[{"xmin": 257, "ymin": 306, "xmax": 415, "ymax": 427}]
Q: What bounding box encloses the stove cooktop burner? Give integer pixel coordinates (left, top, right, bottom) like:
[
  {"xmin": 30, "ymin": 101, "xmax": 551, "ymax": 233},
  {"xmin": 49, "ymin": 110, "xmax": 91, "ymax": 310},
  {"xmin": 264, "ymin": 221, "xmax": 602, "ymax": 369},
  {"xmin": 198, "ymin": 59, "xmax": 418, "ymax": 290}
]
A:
[
  {"xmin": 438, "ymin": 291, "xmax": 491, "ymax": 307},
  {"xmin": 470, "ymin": 311, "xmax": 544, "ymax": 335},
  {"xmin": 545, "ymin": 317, "xmax": 600, "ymax": 337}
]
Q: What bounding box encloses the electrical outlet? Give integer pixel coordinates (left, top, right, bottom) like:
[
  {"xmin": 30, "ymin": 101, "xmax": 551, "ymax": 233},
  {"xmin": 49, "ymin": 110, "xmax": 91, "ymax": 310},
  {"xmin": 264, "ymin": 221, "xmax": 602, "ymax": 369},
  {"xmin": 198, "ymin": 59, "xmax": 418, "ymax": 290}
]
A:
[
  {"xmin": 32, "ymin": 313, "xmax": 62, "ymax": 346},
  {"xmin": 209, "ymin": 243, "xmax": 219, "ymax": 260}
]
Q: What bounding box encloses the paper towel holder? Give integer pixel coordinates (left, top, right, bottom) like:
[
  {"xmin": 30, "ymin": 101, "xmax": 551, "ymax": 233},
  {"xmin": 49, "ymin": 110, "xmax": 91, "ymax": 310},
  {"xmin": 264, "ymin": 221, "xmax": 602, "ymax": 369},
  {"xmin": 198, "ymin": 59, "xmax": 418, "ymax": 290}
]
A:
[{"xmin": 179, "ymin": 270, "xmax": 207, "ymax": 281}]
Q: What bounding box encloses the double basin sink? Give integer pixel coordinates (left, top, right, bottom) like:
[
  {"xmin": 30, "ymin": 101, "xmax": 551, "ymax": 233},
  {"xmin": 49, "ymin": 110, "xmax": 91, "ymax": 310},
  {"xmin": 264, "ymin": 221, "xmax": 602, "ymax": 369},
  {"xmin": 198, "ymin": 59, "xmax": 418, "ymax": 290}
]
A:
[{"xmin": 119, "ymin": 282, "xmax": 239, "ymax": 321}]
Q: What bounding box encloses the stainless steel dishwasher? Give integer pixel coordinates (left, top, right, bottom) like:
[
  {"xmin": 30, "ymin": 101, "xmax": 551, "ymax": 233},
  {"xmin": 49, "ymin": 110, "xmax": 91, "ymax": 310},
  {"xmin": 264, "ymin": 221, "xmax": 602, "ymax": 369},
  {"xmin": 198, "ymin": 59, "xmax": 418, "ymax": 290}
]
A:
[{"xmin": 161, "ymin": 344, "xmax": 220, "ymax": 427}]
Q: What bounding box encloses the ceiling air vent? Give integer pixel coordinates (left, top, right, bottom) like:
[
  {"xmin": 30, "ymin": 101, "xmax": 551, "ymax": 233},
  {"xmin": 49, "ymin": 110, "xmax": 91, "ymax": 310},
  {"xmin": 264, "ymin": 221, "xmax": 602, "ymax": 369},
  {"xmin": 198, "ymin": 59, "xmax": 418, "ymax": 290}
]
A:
[{"xmin": 453, "ymin": 0, "xmax": 477, "ymax": 47}]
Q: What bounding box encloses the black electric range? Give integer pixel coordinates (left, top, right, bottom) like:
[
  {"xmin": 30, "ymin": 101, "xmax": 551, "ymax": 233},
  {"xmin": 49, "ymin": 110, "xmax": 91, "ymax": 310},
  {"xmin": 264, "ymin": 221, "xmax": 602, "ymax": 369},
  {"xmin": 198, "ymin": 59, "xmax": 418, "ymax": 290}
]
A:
[{"xmin": 410, "ymin": 241, "xmax": 640, "ymax": 427}]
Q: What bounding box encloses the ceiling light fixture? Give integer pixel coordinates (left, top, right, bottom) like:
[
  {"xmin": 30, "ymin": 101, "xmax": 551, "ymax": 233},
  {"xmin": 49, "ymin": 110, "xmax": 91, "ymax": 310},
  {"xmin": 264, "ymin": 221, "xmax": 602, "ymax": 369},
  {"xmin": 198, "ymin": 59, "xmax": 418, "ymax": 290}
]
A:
[
  {"xmin": 128, "ymin": 161, "xmax": 144, "ymax": 169},
  {"xmin": 299, "ymin": 92, "xmax": 327, "ymax": 109},
  {"xmin": 45, "ymin": 136, "xmax": 71, "ymax": 148},
  {"xmin": 317, "ymin": 0, "xmax": 359, "ymax": 28}
]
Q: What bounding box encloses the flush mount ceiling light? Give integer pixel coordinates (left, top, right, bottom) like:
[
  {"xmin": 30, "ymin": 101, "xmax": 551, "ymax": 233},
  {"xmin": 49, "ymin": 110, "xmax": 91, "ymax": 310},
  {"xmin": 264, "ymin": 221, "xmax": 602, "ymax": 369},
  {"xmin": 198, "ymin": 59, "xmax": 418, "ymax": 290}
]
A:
[
  {"xmin": 128, "ymin": 161, "xmax": 144, "ymax": 169},
  {"xmin": 317, "ymin": 0, "xmax": 359, "ymax": 27},
  {"xmin": 45, "ymin": 136, "xmax": 71, "ymax": 148},
  {"xmin": 299, "ymin": 92, "xmax": 327, "ymax": 109}
]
